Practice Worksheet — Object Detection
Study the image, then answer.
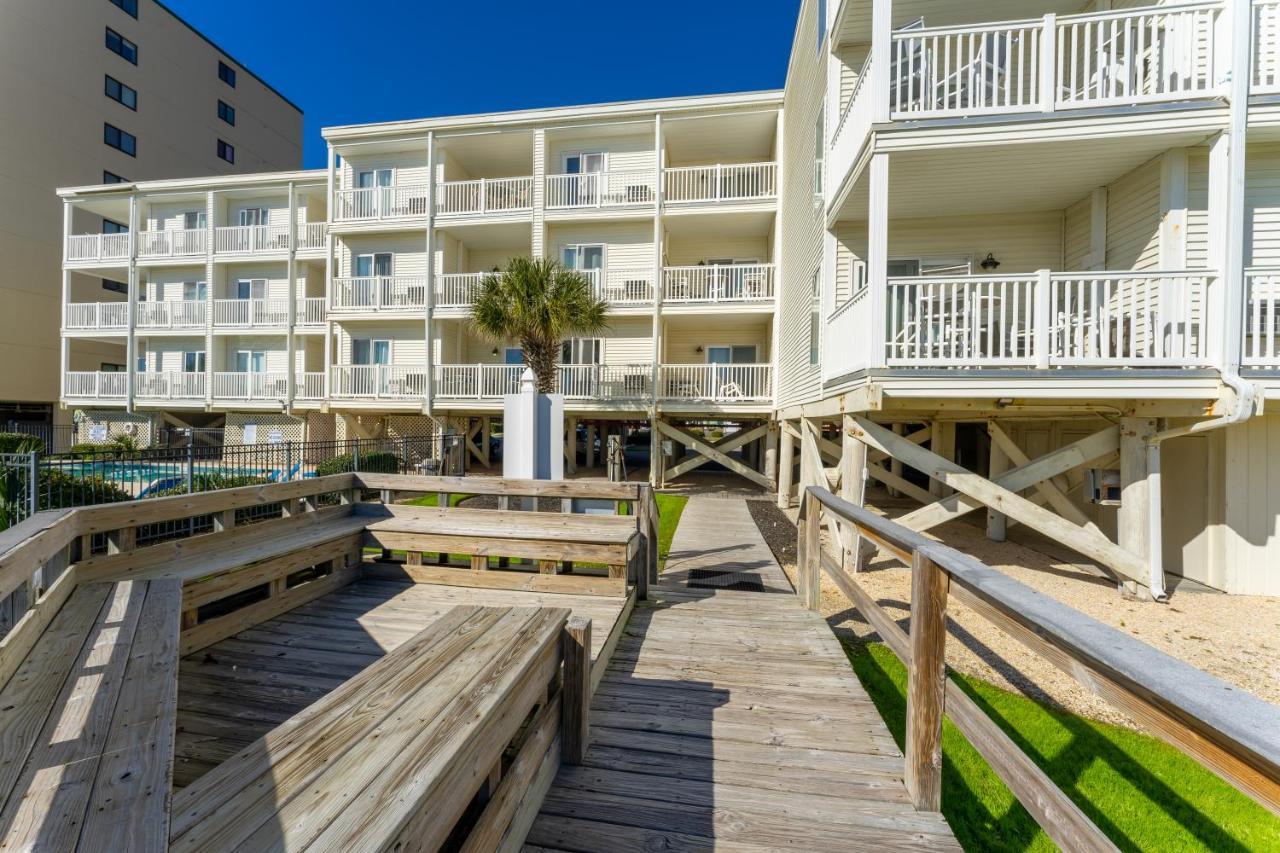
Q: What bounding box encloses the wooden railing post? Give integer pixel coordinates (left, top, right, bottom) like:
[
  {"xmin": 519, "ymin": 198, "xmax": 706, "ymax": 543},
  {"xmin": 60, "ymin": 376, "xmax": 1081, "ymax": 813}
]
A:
[
  {"xmin": 801, "ymin": 488, "xmax": 821, "ymax": 611},
  {"xmin": 561, "ymin": 615, "xmax": 592, "ymax": 765},
  {"xmin": 905, "ymin": 547, "xmax": 949, "ymax": 811}
]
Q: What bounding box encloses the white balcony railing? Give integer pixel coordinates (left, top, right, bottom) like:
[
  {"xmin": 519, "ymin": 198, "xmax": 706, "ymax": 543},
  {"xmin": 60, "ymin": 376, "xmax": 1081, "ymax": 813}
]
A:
[
  {"xmin": 330, "ymin": 364, "xmax": 429, "ymax": 398},
  {"xmin": 65, "ymin": 302, "xmax": 129, "ymax": 331},
  {"xmin": 888, "ymin": 2, "xmax": 1221, "ymax": 119},
  {"xmin": 63, "ymin": 371, "xmax": 127, "ymax": 399},
  {"xmin": 435, "ymin": 273, "xmax": 485, "ymax": 309},
  {"xmin": 433, "ymin": 364, "xmax": 655, "ymax": 399},
  {"xmin": 135, "ymin": 371, "xmax": 206, "ymax": 399},
  {"xmin": 212, "ymin": 298, "xmax": 289, "ymax": 327},
  {"xmin": 334, "ymin": 185, "xmax": 430, "ymax": 221},
  {"xmin": 298, "ymin": 297, "xmax": 326, "ymax": 325},
  {"xmin": 66, "ymin": 233, "xmax": 130, "ymax": 264},
  {"xmin": 297, "ymin": 223, "xmax": 328, "ymax": 250},
  {"xmin": 212, "ymin": 371, "xmax": 289, "ymax": 399},
  {"xmin": 1256, "ymin": 0, "xmax": 1280, "ymax": 92},
  {"xmin": 883, "ymin": 271, "xmax": 1212, "ymax": 367},
  {"xmin": 214, "ymin": 224, "xmax": 291, "ymax": 254},
  {"xmin": 1244, "ymin": 268, "xmax": 1280, "ymax": 367},
  {"xmin": 658, "ymin": 364, "xmax": 773, "ymax": 402},
  {"xmin": 545, "ymin": 171, "xmax": 657, "ymax": 209},
  {"xmin": 331, "ymin": 276, "xmax": 428, "ymax": 311},
  {"xmin": 138, "ymin": 228, "xmax": 207, "ymax": 258},
  {"xmin": 135, "ymin": 300, "xmax": 206, "ymax": 329},
  {"xmin": 663, "ymin": 264, "xmax": 775, "ymax": 304},
  {"xmin": 297, "ymin": 372, "xmax": 325, "ymax": 400},
  {"xmin": 663, "ymin": 163, "xmax": 777, "ymax": 203},
  {"xmin": 435, "ymin": 177, "xmax": 533, "ymax": 216}
]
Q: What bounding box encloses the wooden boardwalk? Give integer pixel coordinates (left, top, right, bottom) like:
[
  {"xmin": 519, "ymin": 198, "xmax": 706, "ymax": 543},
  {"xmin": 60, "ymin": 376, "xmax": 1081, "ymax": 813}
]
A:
[
  {"xmin": 526, "ymin": 495, "xmax": 959, "ymax": 851},
  {"xmin": 173, "ymin": 577, "xmax": 630, "ymax": 789}
]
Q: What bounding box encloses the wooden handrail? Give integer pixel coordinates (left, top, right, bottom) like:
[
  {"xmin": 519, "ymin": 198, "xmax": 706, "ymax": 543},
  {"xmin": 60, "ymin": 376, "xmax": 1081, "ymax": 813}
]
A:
[{"xmin": 799, "ymin": 485, "xmax": 1280, "ymax": 845}]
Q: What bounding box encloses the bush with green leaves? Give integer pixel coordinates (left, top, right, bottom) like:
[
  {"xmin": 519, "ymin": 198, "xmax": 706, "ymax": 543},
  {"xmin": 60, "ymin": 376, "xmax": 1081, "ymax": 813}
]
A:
[
  {"xmin": 315, "ymin": 451, "xmax": 399, "ymax": 476},
  {"xmin": 35, "ymin": 468, "xmax": 132, "ymax": 510},
  {"xmin": 67, "ymin": 435, "xmax": 139, "ymax": 457},
  {"xmin": 0, "ymin": 432, "xmax": 45, "ymax": 454},
  {"xmin": 148, "ymin": 472, "xmax": 271, "ymax": 498}
]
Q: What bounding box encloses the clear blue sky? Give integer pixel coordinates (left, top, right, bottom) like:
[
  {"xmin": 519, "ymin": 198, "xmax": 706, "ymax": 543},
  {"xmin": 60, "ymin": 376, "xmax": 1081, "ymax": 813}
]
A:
[{"xmin": 163, "ymin": 0, "xmax": 800, "ymax": 169}]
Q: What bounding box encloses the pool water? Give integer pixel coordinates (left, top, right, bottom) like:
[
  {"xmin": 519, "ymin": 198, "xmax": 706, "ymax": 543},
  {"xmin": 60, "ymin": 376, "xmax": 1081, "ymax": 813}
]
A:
[{"xmin": 60, "ymin": 461, "xmax": 268, "ymax": 485}]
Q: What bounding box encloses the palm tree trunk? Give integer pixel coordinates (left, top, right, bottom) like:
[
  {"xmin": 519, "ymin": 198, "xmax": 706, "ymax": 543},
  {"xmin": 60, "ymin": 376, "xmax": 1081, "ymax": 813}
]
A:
[{"xmin": 524, "ymin": 339, "xmax": 559, "ymax": 394}]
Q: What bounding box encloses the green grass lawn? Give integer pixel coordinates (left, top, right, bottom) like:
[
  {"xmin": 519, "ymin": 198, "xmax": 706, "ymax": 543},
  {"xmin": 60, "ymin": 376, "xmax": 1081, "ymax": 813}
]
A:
[{"xmin": 845, "ymin": 640, "xmax": 1280, "ymax": 852}]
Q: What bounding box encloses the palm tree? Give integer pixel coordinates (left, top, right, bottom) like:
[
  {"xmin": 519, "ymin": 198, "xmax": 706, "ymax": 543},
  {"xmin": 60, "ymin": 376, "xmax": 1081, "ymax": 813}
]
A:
[{"xmin": 470, "ymin": 256, "xmax": 609, "ymax": 394}]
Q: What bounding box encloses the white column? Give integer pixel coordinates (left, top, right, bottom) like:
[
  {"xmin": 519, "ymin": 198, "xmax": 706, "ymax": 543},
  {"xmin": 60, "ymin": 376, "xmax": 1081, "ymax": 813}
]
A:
[
  {"xmin": 1159, "ymin": 149, "xmax": 1188, "ymax": 269},
  {"xmin": 286, "ymin": 181, "xmax": 298, "ymax": 409},
  {"xmin": 204, "ymin": 190, "xmax": 215, "ymax": 407},
  {"xmin": 777, "ymin": 420, "xmax": 795, "ymax": 509},
  {"xmin": 1118, "ymin": 417, "xmax": 1156, "ymax": 598},
  {"xmin": 1219, "ymin": 0, "xmax": 1251, "ymax": 373},
  {"xmin": 1088, "ymin": 187, "xmax": 1108, "ymax": 268},
  {"xmin": 650, "ymin": 113, "xmax": 665, "ymax": 482},
  {"xmin": 424, "ymin": 131, "xmax": 437, "ymax": 414},
  {"xmin": 869, "ymin": 0, "xmax": 892, "ymax": 122},
  {"xmin": 126, "ymin": 194, "xmax": 139, "ymax": 411},
  {"xmin": 866, "ymin": 152, "xmax": 889, "ymax": 368},
  {"xmin": 60, "ymin": 202, "xmax": 72, "ymax": 398},
  {"xmin": 324, "ymin": 145, "xmax": 337, "ymax": 400}
]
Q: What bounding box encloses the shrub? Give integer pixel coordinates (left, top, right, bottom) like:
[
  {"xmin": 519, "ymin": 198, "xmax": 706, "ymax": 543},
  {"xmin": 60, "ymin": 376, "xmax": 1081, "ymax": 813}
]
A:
[
  {"xmin": 0, "ymin": 432, "xmax": 45, "ymax": 454},
  {"xmin": 149, "ymin": 472, "xmax": 270, "ymax": 498},
  {"xmin": 69, "ymin": 442, "xmax": 123, "ymax": 456},
  {"xmin": 36, "ymin": 468, "xmax": 131, "ymax": 510},
  {"xmin": 315, "ymin": 451, "xmax": 399, "ymax": 476}
]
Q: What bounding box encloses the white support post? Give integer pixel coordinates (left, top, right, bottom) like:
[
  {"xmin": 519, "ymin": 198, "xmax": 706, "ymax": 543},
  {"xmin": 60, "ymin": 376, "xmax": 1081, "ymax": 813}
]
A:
[
  {"xmin": 204, "ymin": 190, "xmax": 215, "ymax": 408},
  {"xmin": 986, "ymin": 425, "xmax": 1009, "ymax": 542},
  {"xmin": 1039, "ymin": 14, "xmax": 1057, "ymax": 113},
  {"xmin": 1159, "ymin": 149, "xmax": 1189, "ymax": 270},
  {"xmin": 1034, "ymin": 268, "xmax": 1052, "ymax": 369},
  {"xmin": 1220, "ymin": 0, "xmax": 1251, "ymax": 373},
  {"xmin": 60, "ymin": 202, "xmax": 72, "ymax": 397},
  {"xmin": 324, "ymin": 145, "xmax": 337, "ymax": 401},
  {"xmin": 286, "ymin": 181, "xmax": 298, "ymax": 409},
  {"xmin": 870, "ymin": 0, "xmax": 892, "ymax": 122},
  {"xmin": 867, "ymin": 153, "xmax": 889, "ymax": 368},
  {"xmin": 424, "ymin": 131, "xmax": 437, "ymax": 414},
  {"xmin": 777, "ymin": 419, "xmax": 795, "ymax": 509},
  {"xmin": 1088, "ymin": 187, "xmax": 1108, "ymax": 269},
  {"xmin": 1118, "ymin": 418, "xmax": 1157, "ymax": 598},
  {"xmin": 650, "ymin": 113, "xmax": 665, "ymax": 485},
  {"xmin": 125, "ymin": 194, "xmax": 139, "ymax": 412}
]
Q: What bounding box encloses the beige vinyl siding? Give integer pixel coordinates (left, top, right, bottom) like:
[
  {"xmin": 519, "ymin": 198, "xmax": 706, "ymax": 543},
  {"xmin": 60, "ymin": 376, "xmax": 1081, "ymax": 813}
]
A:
[
  {"xmin": 664, "ymin": 236, "xmax": 772, "ymax": 266},
  {"xmin": 432, "ymin": 320, "xmax": 461, "ymax": 364},
  {"xmin": 457, "ymin": 317, "xmax": 653, "ymax": 364},
  {"xmin": 547, "ymin": 222, "xmax": 653, "ymax": 269},
  {"xmin": 835, "ymin": 46, "xmax": 869, "ymax": 116},
  {"xmin": 337, "ymin": 234, "xmax": 428, "ymax": 278},
  {"xmin": 215, "ymin": 337, "xmax": 291, "ymax": 372},
  {"xmin": 546, "ymin": 135, "xmax": 654, "ymax": 176},
  {"xmin": 224, "ymin": 196, "xmax": 297, "ymax": 227},
  {"xmin": 215, "ymin": 263, "xmax": 297, "ymax": 300},
  {"xmin": 1063, "ymin": 197, "xmax": 1093, "ymax": 269},
  {"xmin": 340, "ymin": 150, "xmax": 430, "ymax": 190},
  {"xmin": 141, "ymin": 338, "xmax": 205, "ymax": 372},
  {"xmin": 335, "ymin": 323, "xmax": 426, "ymax": 364},
  {"xmin": 147, "ymin": 201, "xmax": 208, "ymax": 231},
  {"xmin": 777, "ymin": 0, "xmax": 827, "ymax": 407},
  {"xmin": 1186, "ymin": 146, "xmax": 1210, "ymax": 268},
  {"xmin": 467, "ymin": 249, "xmax": 524, "ymax": 272},
  {"xmin": 144, "ymin": 266, "xmax": 206, "ymax": 301},
  {"xmin": 1246, "ymin": 143, "xmax": 1280, "ymax": 266},
  {"xmin": 663, "ymin": 317, "xmax": 772, "ymax": 363},
  {"xmin": 1105, "ymin": 156, "xmax": 1161, "ymax": 270},
  {"xmin": 1221, "ymin": 413, "xmax": 1280, "ymax": 595}
]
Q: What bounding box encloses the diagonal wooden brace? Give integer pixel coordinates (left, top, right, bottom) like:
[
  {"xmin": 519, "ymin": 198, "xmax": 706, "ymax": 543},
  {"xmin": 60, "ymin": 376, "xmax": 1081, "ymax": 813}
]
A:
[
  {"xmin": 664, "ymin": 424, "xmax": 768, "ymax": 480},
  {"xmin": 657, "ymin": 421, "xmax": 772, "ymax": 489}
]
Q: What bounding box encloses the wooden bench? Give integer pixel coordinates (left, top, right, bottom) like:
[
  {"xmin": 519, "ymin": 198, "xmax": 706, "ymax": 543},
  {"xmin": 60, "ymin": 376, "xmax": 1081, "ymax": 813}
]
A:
[
  {"xmin": 169, "ymin": 604, "xmax": 589, "ymax": 852},
  {"xmin": 0, "ymin": 577, "xmax": 181, "ymax": 852},
  {"xmin": 356, "ymin": 503, "xmax": 643, "ymax": 584}
]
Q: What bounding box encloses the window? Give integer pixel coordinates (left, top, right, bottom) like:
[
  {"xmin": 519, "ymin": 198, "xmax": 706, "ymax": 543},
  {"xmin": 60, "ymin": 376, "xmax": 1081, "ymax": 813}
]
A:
[
  {"xmin": 237, "ymin": 207, "xmax": 267, "ymax": 226},
  {"xmin": 102, "ymin": 279, "xmax": 127, "ymax": 295},
  {"xmin": 561, "ymin": 338, "xmax": 602, "ymax": 365},
  {"xmin": 813, "ymin": 108, "xmax": 824, "ymax": 196},
  {"xmin": 102, "ymin": 219, "xmax": 127, "ymax": 234},
  {"xmin": 235, "ymin": 351, "xmax": 266, "ymax": 373},
  {"xmin": 102, "ymin": 170, "xmax": 127, "ymax": 184},
  {"xmin": 105, "ymin": 28, "xmax": 137, "ymax": 64},
  {"xmin": 182, "ymin": 281, "xmax": 207, "ymax": 301},
  {"xmin": 217, "ymin": 139, "xmax": 234, "ymax": 163},
  {"xmin": 109, "ymin": 0, "xmax": 138, "ymax": 18},
  {"xmin": 218, "ymin": 61, "xmax": 236, "ymax": 87},
  {"xmin": 352, "ymin": 339, "xmax": 391, "ymax": 365},
  {"xmin": 809, "ymin": 268, "xmax": 821, "ymax": 365},
  {"xmin": 104, "ymin": 123, "xmax": 136, "ymax": 156},
  {"xmin": 353, "ymin": 253, "xmax": 392, "ymax": 278},
  {"xmin": 217, "ymin": 100, "xmax": 235, "ymax": 125},
  {"xmin": 104, "ymin": 75, "xmax": 137, "ymax": 109},
  {"xmin": 562, "ymin": 244, "xmax": 604, "ymax": 272},
  {"xmin": 236, "ymin": 278, "xmax": 267, "ymax": 299},
  {"xmin": 706, "ymin": 345, "xmax": 758, "ymax": 364},
  {"xmin": 136, "ymin": 354, "xmax": 147, "ymax": 373},
  {"xmin": 100, "ymin": 362, "xmax": 126, "ymax": 373},
  {"xmin": 182, "ymin": 351, "xmax": 206, "ymax": 373},
  {"xmin": 503, "ymin": 348, "xmax": 525, "ymax": 365},
  {"xmin": 183, "ymin": 211, "xmax": 207, "ymax": 230},
  {"xmin": 355, "ymin": 168, "xmax": 392, "ymax": 189}
]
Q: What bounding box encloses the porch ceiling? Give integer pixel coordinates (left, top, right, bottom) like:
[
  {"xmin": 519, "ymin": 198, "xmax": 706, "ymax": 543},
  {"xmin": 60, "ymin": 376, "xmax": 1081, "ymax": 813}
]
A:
[
  {"xmin": 437, "ymin": 130, "xmax": 534, "ymax": 177},
  {"xmin": 835, "ymin": 0, "xmax": 1081, "ymax": 48},
  {"xmin": 663, "ymin": 111, "xmax": 778, "ymax": 165},
  {"xmin": 437, "ymin": 219, "xmax": 532, "ymax": 250},
  {"xmin": 835, "ymin": 129, "xmax": 1215, "ymax": 221},
  {"xmin": 662, "ymin": 209, "xmax": 775, "ymax": 241}
]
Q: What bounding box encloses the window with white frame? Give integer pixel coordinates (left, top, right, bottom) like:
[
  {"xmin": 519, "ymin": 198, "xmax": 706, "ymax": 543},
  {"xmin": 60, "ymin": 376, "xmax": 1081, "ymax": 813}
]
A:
[
  {"xmin": 561, "ymin": 338, "xmax": 602, "ymax": 364},
  {"xmin": 235, "ymin": 350, "xmax": 266, "ymax": 373},
  {"xmin": 183, "ymin": 210, "xmax": 206, "ymax": 230},
  {"xmin": 182, "ymin": 281, "xmax": 206, "ymax": 301},
  {"xmin": 809, "ymin": 267, "xmax": 821, "ymax": 365},
  {"xmin": 236, "ymin": 278, "xmax": 266, "ymax": 299},
  {"xmin": 352, "ymin": 338, "xmax": 391, "ymax": 365},
  {"xmin": 182, "ymin": 351, "xmax": 206, "ymax": 373},
  {"xmin": 237, "ymin": 207, "xmax": 267, "ymax": 227}
]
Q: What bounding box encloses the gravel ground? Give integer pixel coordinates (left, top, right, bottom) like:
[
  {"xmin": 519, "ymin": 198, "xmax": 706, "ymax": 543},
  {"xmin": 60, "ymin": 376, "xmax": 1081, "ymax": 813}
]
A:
[{"xmin": 744, "ymin": 495, "xmax": 1280, "ymax": 729}]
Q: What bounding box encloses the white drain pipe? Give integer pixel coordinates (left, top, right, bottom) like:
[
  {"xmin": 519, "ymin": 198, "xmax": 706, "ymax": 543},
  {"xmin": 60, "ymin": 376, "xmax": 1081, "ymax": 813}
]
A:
[{"xmin": 1144, "ymin": 372, "xmax": 1260, "ymax": 601}]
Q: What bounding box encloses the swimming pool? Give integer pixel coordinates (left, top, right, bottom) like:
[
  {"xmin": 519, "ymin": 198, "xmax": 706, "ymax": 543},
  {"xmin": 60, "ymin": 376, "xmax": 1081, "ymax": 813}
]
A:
[{"xmin": 57, "ymin": 461, "xmax": 269, "ymax": 485}]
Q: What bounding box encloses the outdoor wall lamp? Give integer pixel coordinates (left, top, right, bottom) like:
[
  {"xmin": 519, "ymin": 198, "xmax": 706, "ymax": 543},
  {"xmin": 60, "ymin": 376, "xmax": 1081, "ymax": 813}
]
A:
[{"xmin": 980, "ymin": 253, "xmax": 1001, "ymax": 271}]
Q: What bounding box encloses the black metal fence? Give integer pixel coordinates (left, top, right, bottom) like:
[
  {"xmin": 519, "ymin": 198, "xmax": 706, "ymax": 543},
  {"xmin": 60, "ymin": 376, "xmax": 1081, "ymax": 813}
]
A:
[{"xmin": 0, "ymin": 432, "xmax": 464, "ymax": 530}]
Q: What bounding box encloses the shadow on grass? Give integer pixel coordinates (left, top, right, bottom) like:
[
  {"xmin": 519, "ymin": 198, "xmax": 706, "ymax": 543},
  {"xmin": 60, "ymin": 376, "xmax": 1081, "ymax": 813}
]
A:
[{"xmin": 844, "ymin": 640, "xmax": 1280, "ymax": 853}]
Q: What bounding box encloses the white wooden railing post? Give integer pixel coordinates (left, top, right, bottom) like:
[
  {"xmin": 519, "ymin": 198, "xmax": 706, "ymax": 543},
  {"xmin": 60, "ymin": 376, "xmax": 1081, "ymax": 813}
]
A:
[
  {"xmin": 1035, "ymin": 269, "xmax": 1052, "ymax": 368},
  {"xmin": 1040, "ymin": 14, "xmax": 1057, "ymax": 113}
]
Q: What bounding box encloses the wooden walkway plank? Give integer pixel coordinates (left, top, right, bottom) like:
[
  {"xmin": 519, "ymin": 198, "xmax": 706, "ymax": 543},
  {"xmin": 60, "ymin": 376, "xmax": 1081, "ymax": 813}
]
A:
[{"xmin": 526, "ymin": 495, "xmax": 960, "ymax": 852}]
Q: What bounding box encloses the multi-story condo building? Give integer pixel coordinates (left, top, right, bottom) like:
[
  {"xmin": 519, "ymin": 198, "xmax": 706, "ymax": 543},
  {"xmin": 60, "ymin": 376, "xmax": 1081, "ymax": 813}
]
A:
[
  {"xmin": 3, "ymin": 0, "xmax": 301, "ymax": 433},
  {"xmin": 55, "ymin": 0, "xmax": 1280, "ymax": 598}
]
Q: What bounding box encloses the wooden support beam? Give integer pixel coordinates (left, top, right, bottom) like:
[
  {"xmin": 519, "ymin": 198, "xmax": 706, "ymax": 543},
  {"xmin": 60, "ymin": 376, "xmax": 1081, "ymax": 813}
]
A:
[
  {"xmin": 929, "ymin": 421, "xmax": 956, "ymax": 497},
  {"xmin": 905, "ymin": 549, "xmax": 948, "ymax": 811},
  {"xmin": 850, "ymin": 418, "xmax": 1146, "ymax": 586},
  {"xmin": 664, "ymin": 424, "xmax": 768, "ymax": 480},
  {"xmin": 867, "ymin": 463, "xmax": 935, "ymax": 506},
  {"xmin": 988, "ymin": 422, "xmax": 1098, "ymax": 532},
  {"xmin": 481, "ymin": 416, "xmax": 491, "ymax": 468},
  {"xmin": 987, "ymin": 426, "xmax": 1010, "ymax": 541},
  {"xmin": 799, "ymin": 418, "xmax": 826, "ymax": 491},
  {"xmin": 564, "ymin": 416, "xmax": 577, "ymax": 474},
  {"xmin": 561, "ymin": 615, "xmax": 592, "ymax": 765},
  {"xmin": 465, "ymin": 420, "xmax": 486, "ymax": 468},
  {"xmin": 655, "ymin": 421, "xmax": 772, "ymax": 490},
  {"xmin": 777, "ymin": 419, "xmax": 795, "ymax": 509},
  {"xmin": 839, "ymin": 413, "xmax": 872, "ymax": 572},
  {"xmin": 1118, "ymin": 418, "xmax": 1157, "ymax": 598}
]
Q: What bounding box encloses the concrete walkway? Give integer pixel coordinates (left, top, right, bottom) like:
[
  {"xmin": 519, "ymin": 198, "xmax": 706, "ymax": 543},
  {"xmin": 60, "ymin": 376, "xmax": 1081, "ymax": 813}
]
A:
[{"xmin": 526, "ymin": 495, "xmax": 958, "ymax": 851}]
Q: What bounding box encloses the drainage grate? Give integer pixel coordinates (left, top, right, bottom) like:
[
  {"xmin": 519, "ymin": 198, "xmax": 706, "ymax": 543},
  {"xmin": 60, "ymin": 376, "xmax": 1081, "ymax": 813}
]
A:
[{"xmin": 686, "ymin": 568, "xmax": 765, "ymax": 592}]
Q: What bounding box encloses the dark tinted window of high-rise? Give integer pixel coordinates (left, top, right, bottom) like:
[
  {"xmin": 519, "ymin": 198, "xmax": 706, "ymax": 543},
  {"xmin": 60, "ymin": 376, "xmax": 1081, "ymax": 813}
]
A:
[
  {"xmin": 218, "ymin": 100, "xmax": 235, "ymax": 125},
  {"xmin": 104, "ymin": 123, "xmax": 136, "ymax": 156},
  {"xmin": 103, "ymin": 171, "xmax": 127, "ymax": 184},
  {"xmin": 217, "ymin": 140, "xmax": 234, "ymax": 163},
  {"xmin": 105, "ymin": 28, "xmax": 137, "ymax": 64},
  {"xmin": 109, "ymin": 0, "xmax": 138, "ymax": 18},
  {"xmin": 218, "ymin": 61, "xmax": 236, "ymax": 87},
  {"xmin": 105, "ymin": 75, "xmax": 137, "ymax": 110}
]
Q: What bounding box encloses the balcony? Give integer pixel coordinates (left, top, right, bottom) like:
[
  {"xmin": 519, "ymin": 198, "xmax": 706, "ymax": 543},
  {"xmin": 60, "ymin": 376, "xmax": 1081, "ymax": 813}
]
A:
[
  {"xmin": 65, "ymin": 302, "xmax": 128, "ymax": 332},
  {"xmin": 827, "ymin": 269, "xmax": 1214, "ymax": 373},
  {"xmin": 65, "ymin": 233, "xmax": 129, "ymax": 264},
  {"xmin": 333, "ymin": 185, "xmax": 430, "ymax": 222},
  {"xmin": 662, "ymin": 163, "xmax": 777, "ymax": 204},
  {"xmin": 138, "ymin": 228, "xmax": 207, "ymax": 259},
  {"xmin": 136, "ymin": 300, "xmax": 206, "ymax": 330},
  {"xmin": 330, "ymin": 364, "xmax": 428, "ymax": 399},
  {"xmin": 435, "ymin": 273, "xmax": 485, "ymax": 309},
  {"xmin": 1244, "ymin": 268, "xmax": 1280, "ymax": 369},
  {"xmin": 296, "ymin": 372, "xmax": 325, "ymax": 399},
  {"xmin": 1257, "ymin": 1, "xmax": 1280, "ymax": 93},
  {"xmin": 135, "ymin": 371, "xmax": 206, "ymax": 400},
  {"xmin": 435, "ymin": 177, "xmax": 533, "ymax": 217},
  {"xmin": 434, "ymin": 269, "xmax": 655, "ymax": 311},
  {"xmin": 211, "ymin": 371, "xmax": 290, "ymax": 400},
  {"xmin": 212, "ymin": 298, "xmax": 289, "ymax": 328},
  {"xmin": 545, "ymin": 171, "xmax": 656, "ymax": 210},
  {"xmin": 298, "ymin": 297, "xmax": 326, "ymax": 326},
  {"xmin": 63, "ymin": 371, "xmax": 127, "ymax": 400},
  {"xmin": 331, "ymin": 276, "xmax": 428, "ymax": 312},
  {"xmin": 433, "ymin": 363, "xmax": 772, "ymax": 404},
  {"xmin": 663, "ymin": 264, "xmax": 775, "ymax": 305},
  {"xmin": 212, "ymin": 223, "xmax": 327, "ymax": 255}
]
